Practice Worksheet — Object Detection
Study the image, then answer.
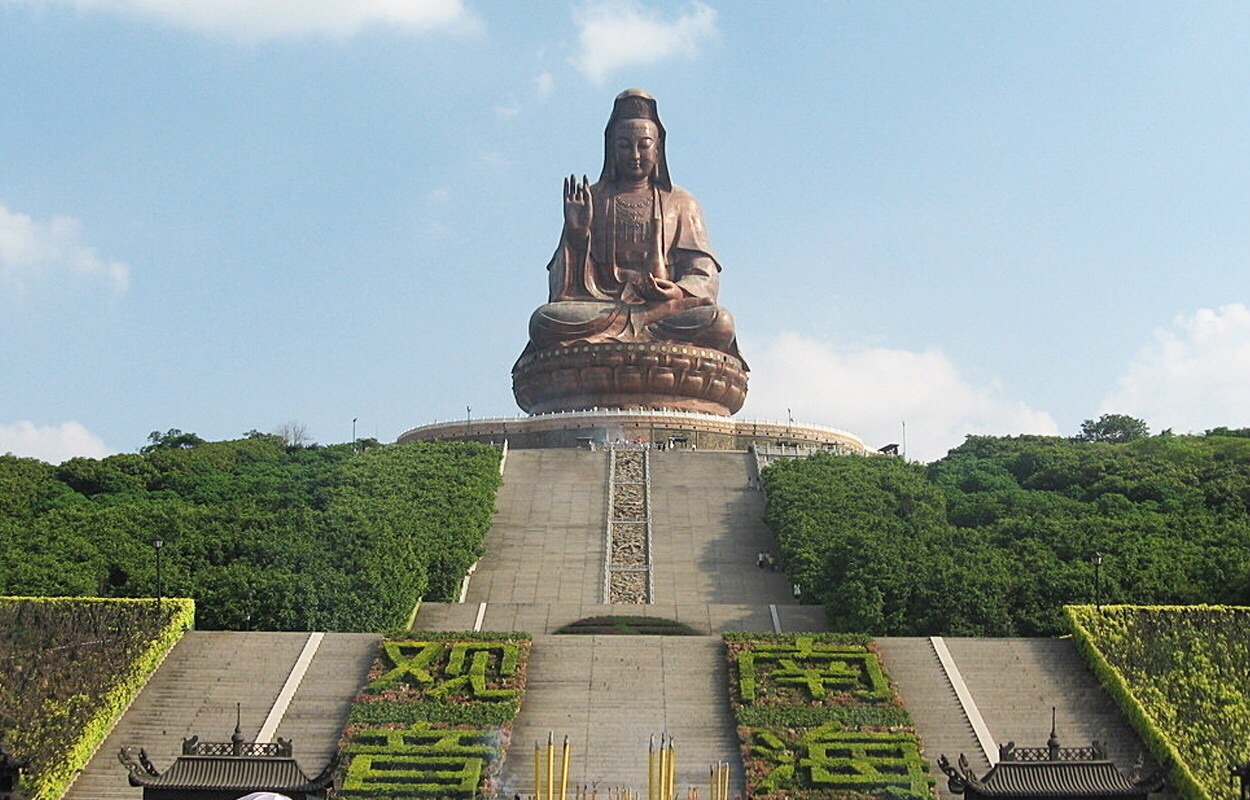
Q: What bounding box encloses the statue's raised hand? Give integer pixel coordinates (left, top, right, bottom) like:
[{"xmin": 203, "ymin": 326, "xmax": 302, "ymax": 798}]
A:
[{"xmin": 563, "ymin": 174, "xmax": 592, "ymax": 238}]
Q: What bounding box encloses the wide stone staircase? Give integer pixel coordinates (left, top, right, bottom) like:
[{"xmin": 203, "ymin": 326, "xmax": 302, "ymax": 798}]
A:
[
  {"xmin": 943, "ymin": 638, "xmax": 1162, "ymax": 775},
  {"xmin": 415, "ymin": 448, "xmax": 804, "ymax": 793},
  {"xmin": 63, "ymin": 631, "xmax": 378, "ymax": 800},
  {"xmin": 68, "ymin": 447, "xmax": 1166, "ymax": 799},
  {"xmin": 419, "ymin": 448, "xmax": 1165, "ymax": 798}
]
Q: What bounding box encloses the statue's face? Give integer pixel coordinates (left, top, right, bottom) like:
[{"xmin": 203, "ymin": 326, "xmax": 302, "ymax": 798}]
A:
[{"xmin": 612, "ymin": 119, "xmax": 660, "ymax": 182}]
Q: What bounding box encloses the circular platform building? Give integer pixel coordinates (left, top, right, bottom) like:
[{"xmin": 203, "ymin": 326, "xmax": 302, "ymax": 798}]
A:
[{"xmin": 398, "ymin": 409, "xmax": 867, "ymax": 454}]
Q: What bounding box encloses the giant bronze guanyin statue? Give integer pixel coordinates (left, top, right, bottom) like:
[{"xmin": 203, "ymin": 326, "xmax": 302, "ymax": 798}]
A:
[{"xmin": 512, "ymin": 89, "xmax": 748, "ymax": 416}]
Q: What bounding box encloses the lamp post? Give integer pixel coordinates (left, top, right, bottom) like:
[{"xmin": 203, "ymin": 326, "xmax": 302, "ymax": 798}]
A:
[
  {"xmin": 153, "ymin": 537, "xmax": 164, "ymax": 612},
  {"xmin": 1092, "ymin": 551, "xmax": 1103, "ymax": 612},
  {"xmin": 352, "ymin": 417, "xmax": 358, "ymax": 453}
]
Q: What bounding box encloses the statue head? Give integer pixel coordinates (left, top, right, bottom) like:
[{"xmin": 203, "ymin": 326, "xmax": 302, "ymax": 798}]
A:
[{"xmin": 600, "ymin": 88, "xmax": 672, "ymax": 190}]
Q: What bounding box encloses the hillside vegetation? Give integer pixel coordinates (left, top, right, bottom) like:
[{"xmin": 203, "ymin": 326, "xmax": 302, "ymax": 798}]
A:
[
  {"xmin": 764, "ymin": 431, "xmax": 1250, "ymax": 635},
  {"xmin": 1067, "ymin": 605, "xmax": 1250, "ymax": 800},
  {"xmin": 0, "ymin": 437, "xmax": 501, "ymax": 631}
]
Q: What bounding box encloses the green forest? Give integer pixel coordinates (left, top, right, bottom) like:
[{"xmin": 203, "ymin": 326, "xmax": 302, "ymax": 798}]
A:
[
  {"xmin": 0, "ymin": 435, "xmax": 501, "ymax": 631},
  {"xmin": 763, "ymin": 428, "xmax": 1250, "ymax": 636}
]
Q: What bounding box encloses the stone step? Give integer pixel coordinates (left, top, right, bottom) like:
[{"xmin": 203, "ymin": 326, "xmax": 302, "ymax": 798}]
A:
[
  {"xmin": 271, "ymin": 632, "xmax": 381, "ymax": 766},
  {"xmin": 876, "ymin": 637, "xmax": 1175, "ymax": 800},
  {"xmin": 466, "ymin": 449, "xmax": 609, "ymax": 606},
  {"xmin": 649, "ymin": 451, "xmax": 798, "ymax": 607}
]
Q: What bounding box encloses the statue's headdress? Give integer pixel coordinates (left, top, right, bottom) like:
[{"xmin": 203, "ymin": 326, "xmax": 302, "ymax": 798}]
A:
[{"xmin": 600, "ymin": 88, "xmax": 672, "ymax": 190}]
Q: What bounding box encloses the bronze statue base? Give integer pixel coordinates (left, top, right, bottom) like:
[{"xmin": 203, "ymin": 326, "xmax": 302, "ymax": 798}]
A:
[{"xmin": 513, "ymin": 342, "xmax": 748, "ymax": 416}]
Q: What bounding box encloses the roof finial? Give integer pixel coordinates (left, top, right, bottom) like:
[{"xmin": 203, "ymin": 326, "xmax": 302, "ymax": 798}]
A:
[
  {"xmin": 1047, "ymin": 707, "xmax": 1060, "ymax": 760},
  {"xmin": 232, "ymin": 703, "xmax": 244, "ymax": 756}
]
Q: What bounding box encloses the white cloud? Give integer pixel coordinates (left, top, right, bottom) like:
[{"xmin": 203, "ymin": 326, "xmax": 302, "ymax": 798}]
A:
[
  {"xmin": 0, "ymin": 421, "xmax": 112, "ymax": 464},
  {"xmin": 0, "ymin": 202, "xmax": 130, "ymax": 296},
  {"xmin": 493, "ymin": 72, "xmax": 555, "ymax": 120},
  {"xmin": 25, "ymin": 0, "xmax": 482, "ymax": 42},
  {"xmin": 494, "ymin": 101, "xmax": 522, "ymax": 119},
  {"xmin": 572, "ymin": 0, "xmax": 718, "ymax": 84},
  {"xmin": 740, "ymin": 332, "xmax": 1059, "ymax": 462},
  {"xmin": 1099, "ymin": 303, "xmax": 1250, "ymax": 433},
  {"xmin": 479, "ymin": 151, "xmax": 509, "ymax": 169}
]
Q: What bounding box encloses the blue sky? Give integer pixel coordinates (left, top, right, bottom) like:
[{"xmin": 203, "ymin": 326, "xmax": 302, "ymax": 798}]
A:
[{"xmin": 2, "ymin": 1, "xmax": 1247, "ymax": 463}]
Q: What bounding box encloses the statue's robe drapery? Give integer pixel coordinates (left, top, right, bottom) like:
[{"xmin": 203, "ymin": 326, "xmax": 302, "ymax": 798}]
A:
[
  {"xmin": 530, "ymin": 181, "xmax": 741, "ymax": 359},
  {"xmin": 549, "ymin": 182, "xmax": 716, "ymax": 301}
]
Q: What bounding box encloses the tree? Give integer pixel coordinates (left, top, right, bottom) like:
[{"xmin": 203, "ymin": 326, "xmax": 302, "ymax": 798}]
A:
[
  {"xmin": 274, "ymin": 421, "xmax": 312, "ymax": 449},
  {"xmin": 1074, "ymin": 414, "xmax": 1149, "ymax": 444},
  {"xmin": 1205, "ymin": 427, "xmax": 1250, "ymax": 439},
  {"xmin": 140, "ymin": 428, "xmax": 205, "ymax": 454}
]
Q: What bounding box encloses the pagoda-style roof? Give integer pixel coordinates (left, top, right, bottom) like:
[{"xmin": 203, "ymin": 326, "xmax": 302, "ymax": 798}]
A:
[
  {"xmin": 938, "ymin": 714, "xmax": 1163, "ymax": 800},
  {"xmin": 118, "ymin": 718, "xmax": 335, "ymax": 800}
]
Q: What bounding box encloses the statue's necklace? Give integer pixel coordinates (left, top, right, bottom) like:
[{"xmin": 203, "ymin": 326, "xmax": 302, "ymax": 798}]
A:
[
  {"xmin": 615, "ymin": 195, "xmax": 655, "ymax": 226},
  {"xmin": 613, "ymin": 192, "xmax": 654, "ymax": 253}
]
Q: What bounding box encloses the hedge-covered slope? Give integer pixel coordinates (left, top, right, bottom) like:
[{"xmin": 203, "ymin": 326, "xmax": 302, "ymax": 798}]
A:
[
  {"xmin": 763, "ymin": 432, "xmax": 1250, "ymax": 635},
  {"xmin": 0, "ymin": 596, "xmax": 194, "ymax": 800},
  {"xmin": 0, "ymin": 438, "xmax": 501, "ymax": 631},
  {"xmin": 1067, "ymin": 605, "xmax": 1250, "ymax": 800}
]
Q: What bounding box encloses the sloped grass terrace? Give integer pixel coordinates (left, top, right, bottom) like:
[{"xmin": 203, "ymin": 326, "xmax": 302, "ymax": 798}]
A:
[
  {"xmin": 1067, "ymin": 605, "xmax": 1250, "ymax": 800},
  {"xmin": 0, "ymin": 596, "xmax": 194, "ymax": 800},
  {"xmin": 340, "ymin": 632, "xmax": 531, "ymax": 798},
  {"xmin": 724, "ymin": 633, "xmax": 932, "ymax": 800}
]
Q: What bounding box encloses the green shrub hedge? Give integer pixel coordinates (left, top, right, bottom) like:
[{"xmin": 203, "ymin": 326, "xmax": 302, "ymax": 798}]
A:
[{"xmin": 554, "ymin": 615, "xmax": 700, "ymax": 635}]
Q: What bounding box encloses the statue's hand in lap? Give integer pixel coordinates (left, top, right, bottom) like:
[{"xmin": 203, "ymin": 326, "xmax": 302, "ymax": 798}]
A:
[
  {"xmin": 637, "ymin": 275, "xmax": 684, "ymax": 303},
  {"xmin": 563, "ymin": 174, "xmax": 592, "ymax": 239}
]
